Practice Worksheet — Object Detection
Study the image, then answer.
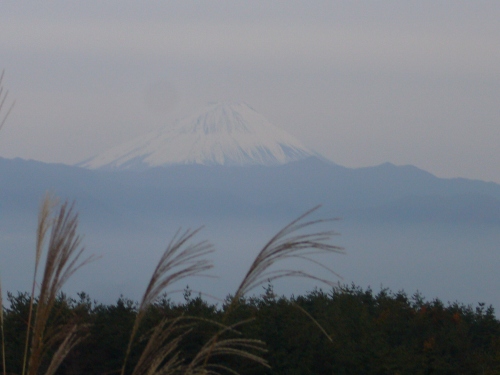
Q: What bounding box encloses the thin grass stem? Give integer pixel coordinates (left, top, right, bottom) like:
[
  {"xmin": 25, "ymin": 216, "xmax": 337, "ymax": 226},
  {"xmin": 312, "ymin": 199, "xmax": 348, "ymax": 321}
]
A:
[
  {"xmin": 233, "ymin": 205, "xmax": 343, "ymax": 302},
  {"xmin": 22, "ymin": 194, "xmax": 54, "ymax": 375},
  {"xmin": 25, "ymin": 197, "xmax": 95, "ymax": 375},
  {"xmin": 0, "ymin": 69, "xmax": 15, "ymax": 131},
  {"xmin": 0, "ymin": 280, "xmax": 6, "ymax": 375}
]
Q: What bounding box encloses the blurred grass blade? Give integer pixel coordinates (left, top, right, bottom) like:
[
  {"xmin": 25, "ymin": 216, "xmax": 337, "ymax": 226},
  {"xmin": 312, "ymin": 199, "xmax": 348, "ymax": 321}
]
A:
[{"xmin": 0, "ymin": 279, "xmax": 5, "ymax": 375}]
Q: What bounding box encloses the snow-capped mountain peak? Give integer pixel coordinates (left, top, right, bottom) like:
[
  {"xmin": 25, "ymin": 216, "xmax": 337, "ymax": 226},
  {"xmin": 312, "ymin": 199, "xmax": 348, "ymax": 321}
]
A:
[{"xmin": 79, "ymin": 101, "xmax": 317, "ymax": 169}]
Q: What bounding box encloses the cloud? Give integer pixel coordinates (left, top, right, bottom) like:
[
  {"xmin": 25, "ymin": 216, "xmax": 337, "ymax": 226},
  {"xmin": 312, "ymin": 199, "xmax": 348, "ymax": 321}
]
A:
[{"xmin": 3, "ymin": 5, "xmax": 498, "ymax": 78}]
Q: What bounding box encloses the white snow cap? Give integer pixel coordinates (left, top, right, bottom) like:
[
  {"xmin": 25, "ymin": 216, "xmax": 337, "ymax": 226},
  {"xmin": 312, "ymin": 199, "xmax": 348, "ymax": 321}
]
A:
[{"xmin": 80, "ymin": 101, "xmax": 317, "ymax": 169}]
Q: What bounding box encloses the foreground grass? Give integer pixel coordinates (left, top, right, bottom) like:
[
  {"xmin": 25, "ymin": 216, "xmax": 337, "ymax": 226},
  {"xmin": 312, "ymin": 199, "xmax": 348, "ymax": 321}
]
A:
[{"xmin": 1, "ymin": 195, "xmax": 343, "ymax": 375}]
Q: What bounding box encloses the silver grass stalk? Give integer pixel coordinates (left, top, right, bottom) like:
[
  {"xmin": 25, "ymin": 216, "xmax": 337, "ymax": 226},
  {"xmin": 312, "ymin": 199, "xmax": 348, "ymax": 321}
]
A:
[
  {"xmin": 0, "ymin": 279, "xmax": 5, "ymax": 375},
  {"xmin": 186, "ymin": 319, "xmax": 269, "ymax": 375},
  {"xmin": 0, "ymin": 70, "xmax": 11, "ymax": 375},
  {"xmin": 234, "ymin": 205, "xmax": 343, "ymax": 301},
  {"xmin": 202, "ymin": 206, "xmax": 342, "ymax": 370},
  {"xmin": 121, "ymin": 228, "xmax": 214, "ymax": 375},
  {"xmin": 0, "ymin": 70, "xmax": 15, "ymax": 131},
  {"xmin": 22, "ymin": 194, "xmax": 55, "ymax": 375},
  {"xmin": 44, "ymin": 324, "xmax": 89, "ymax": 375},
  {"xmin": 131, "ymin": 317, "xmax": 190, "ymax": 375},
  {"xmin": 139, "ymin": 228, "xmax": 213, "ymax": 311},
  {"xmin": 126, "ymin": 207, "xmax": 341, "ymax": 375},
  {"xmin": 27, "ymin": 197, "xmax": 95, "ymax": 375}
]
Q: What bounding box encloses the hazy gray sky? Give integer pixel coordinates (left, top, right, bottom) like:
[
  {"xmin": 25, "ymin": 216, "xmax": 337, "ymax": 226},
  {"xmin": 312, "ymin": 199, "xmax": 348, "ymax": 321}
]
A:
[{"xmin": 1, "ymin": 1, "xmax": 499, "ymax": 181}]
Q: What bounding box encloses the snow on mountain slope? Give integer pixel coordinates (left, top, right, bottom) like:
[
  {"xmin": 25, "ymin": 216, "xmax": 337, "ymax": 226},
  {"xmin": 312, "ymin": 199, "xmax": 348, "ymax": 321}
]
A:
[{"xmin": 79, "ymin": 101, "xmax": 317, "ymax": 169}]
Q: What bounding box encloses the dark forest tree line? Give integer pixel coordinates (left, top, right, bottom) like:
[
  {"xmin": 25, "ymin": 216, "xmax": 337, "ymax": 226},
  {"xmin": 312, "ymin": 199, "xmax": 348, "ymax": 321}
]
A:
[{"xmin": 2, "ymin": 284, "xmax": 500, "ymax": 375}]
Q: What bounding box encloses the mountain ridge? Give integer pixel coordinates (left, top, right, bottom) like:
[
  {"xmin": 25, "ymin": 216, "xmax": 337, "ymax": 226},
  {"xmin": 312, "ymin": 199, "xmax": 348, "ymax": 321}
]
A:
[{"xmin": 3, "ymin": 156, "xmax": 500, "ymax": 224}]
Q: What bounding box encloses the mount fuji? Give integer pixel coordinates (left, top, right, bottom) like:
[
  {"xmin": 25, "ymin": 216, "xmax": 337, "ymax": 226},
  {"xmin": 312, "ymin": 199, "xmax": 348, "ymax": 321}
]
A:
[{"xmin": 79, "ymin": 101, "xmax": 318, "ymax": 169}]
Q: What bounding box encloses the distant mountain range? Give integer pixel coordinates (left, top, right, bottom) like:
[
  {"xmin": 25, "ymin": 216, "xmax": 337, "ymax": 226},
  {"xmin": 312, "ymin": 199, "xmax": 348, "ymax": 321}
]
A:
[{"xmin": 2, "ymin": 156, "xmax": 500, "ymax": 225}]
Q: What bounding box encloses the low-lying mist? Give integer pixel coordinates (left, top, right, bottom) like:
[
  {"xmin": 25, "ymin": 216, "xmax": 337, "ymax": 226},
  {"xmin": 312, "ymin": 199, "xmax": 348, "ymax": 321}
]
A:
[{"xmin": 2, "ymin": 211, "xmax": 499, "ymax": 314}]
